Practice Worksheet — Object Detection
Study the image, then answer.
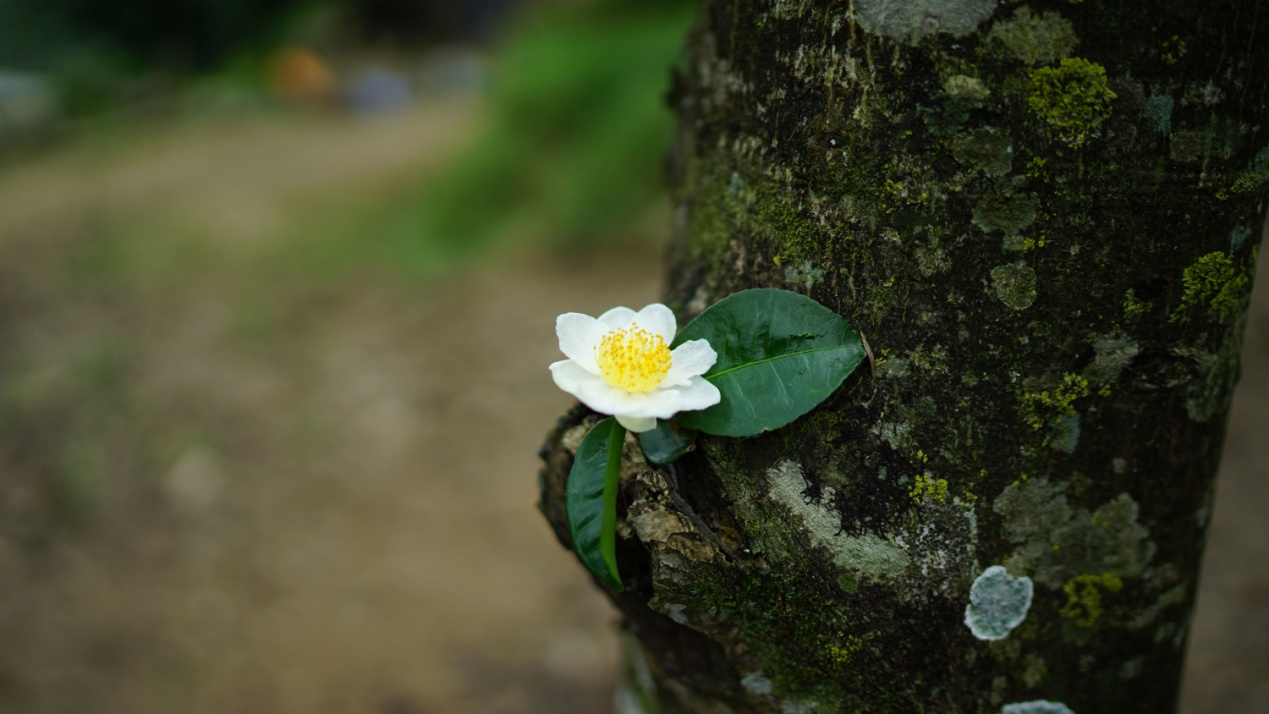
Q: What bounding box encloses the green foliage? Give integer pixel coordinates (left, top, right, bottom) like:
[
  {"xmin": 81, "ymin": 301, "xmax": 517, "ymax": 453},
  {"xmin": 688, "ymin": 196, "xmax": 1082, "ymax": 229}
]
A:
[
  {"xmin": 0, "ymin": 0, "xmax": 306, "ymax": 71},
  {"xmin": 566, "ymin": 417, "xmax": 626, "ymax": 591},
  {"xmin": 1026, "ymin": 57, "xmax": 1117, "ymax": 148},
  {"xmin": 401, "ymin": 5, "xmax": 694, "ymax": 260},
  {"xmin": 671, "ymin": 289, "xmax": 865, "ymax": 437},
  {"xmin": 638, "ymin": 420, "xmax": 697, "ymax": 464}
]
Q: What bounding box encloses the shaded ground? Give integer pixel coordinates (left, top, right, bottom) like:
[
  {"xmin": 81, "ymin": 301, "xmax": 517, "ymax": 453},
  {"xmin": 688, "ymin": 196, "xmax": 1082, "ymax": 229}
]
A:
[
  {"xmin": 0, "ymin": 100, "xmax": 1264, "ymax": 713},
  {"xmin": 0, "ymin": 99, "xmax": 638, "ymax": 714}
]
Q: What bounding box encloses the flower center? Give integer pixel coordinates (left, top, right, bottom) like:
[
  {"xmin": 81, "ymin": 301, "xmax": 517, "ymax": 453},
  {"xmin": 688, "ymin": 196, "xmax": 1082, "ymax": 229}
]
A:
[{"xmin": 595, "ymin": 326, "xmax": 672, "ymax": 393}]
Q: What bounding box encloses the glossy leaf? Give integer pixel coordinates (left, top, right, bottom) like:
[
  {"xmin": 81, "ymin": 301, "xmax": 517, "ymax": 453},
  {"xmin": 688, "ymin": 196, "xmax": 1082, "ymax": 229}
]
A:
[
  {"xmin": 672, "ymin": 288, "xmax": 865, "ymax": 437},
  {"xmin": 637, "ymin": 419, "xmax": 697, "ymax": 464},
  {"xmin": 565, "ymin": 417, "xmax": 625, "ymax": 591}
]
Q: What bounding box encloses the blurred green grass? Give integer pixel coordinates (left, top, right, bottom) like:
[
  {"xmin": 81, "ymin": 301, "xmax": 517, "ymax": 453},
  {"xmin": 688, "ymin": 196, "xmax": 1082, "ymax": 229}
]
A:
[{"xmin": 293, "ymin": 4, "xmax": 694, "ymax": 278}]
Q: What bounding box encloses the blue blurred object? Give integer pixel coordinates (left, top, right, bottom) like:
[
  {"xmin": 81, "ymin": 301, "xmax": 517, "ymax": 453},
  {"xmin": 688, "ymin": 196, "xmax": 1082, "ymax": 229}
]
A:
[
  {"xmin": 418, "ymin": 48, "xmax": 487, "ymax": 95},
  {"xmin": 347, "ymin": 68, "xmax": 413, "ymax": 114},
  {"xmin": 0, "ymin": 69, "xmax": 58, "ymax": 141}
]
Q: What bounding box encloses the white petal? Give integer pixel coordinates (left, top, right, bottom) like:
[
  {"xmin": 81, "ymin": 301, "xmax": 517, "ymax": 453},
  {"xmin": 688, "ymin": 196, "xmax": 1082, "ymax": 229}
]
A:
[
  {"xmin": 630, "ymin": 380, "xmax": 719, "ymax": 417},
  {"xmin": 597, "ymin": 306, "xmax": 637, "ymax": 330},
  {"xmin": 556, "ymin": 313, "xmax": 602, "ymax": 374},
  {"xmin": 632, "ymin": 303, "xmax": 676, "ymax": 344},
  {"xmin": 660, "ymin": 339, "xmax": 718, "ymax": 387},
  {"xmin": 616, "ymin": 415, "xmax": 656, "ymax": 433},
  {"xmin": 550, "ymin": 359, "xmax": 605, "ymax": 396},
  {"xmin": 571, "ymin": 377, "xmax": 643, "ymax": 416},
  {"xmin": 671, "ymin": 377, "xmax": 722, "ymax": 413},
  {"xmin": 571, "ymin": 380, "xmax": 666, "ymax": 419}
]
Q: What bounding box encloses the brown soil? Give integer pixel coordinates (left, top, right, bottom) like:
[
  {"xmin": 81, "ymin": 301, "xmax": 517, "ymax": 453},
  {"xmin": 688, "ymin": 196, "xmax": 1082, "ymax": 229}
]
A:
[{"xmin": 0, "ymin": 99, "xmax": 1263, "ymax": 714}]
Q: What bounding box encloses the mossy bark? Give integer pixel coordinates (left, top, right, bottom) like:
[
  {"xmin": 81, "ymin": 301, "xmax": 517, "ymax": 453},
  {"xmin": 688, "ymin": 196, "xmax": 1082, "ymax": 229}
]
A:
[{"xmin": 539, "ymin": 1, "xmax": 1267, "ymax": 712}]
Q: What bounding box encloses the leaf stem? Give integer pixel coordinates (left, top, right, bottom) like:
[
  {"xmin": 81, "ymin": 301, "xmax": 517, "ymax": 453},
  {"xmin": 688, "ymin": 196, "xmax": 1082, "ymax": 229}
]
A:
[{"xmin": 601, "ymin": 422, "xmax": 625, "ymax": 589}]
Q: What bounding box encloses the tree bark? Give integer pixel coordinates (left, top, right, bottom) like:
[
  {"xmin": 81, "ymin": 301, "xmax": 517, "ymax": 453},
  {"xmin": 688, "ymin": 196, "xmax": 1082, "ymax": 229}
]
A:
[{"xmin": 540, "ymin": 1, "xmax": 1267, "ymax": 712}]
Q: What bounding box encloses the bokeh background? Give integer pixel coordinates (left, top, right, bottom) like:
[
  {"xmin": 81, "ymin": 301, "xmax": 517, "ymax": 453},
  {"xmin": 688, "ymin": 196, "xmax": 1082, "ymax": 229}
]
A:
[{"xmin": 0, "ymin": 1, "xmax": 1264, "ymax": 712}]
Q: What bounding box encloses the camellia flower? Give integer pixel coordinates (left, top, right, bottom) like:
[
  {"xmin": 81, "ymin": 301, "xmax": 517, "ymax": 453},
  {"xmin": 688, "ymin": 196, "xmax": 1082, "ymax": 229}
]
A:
[{"xmin": 550, "ymin": 303, "xmax": 720, "ymax": 433}]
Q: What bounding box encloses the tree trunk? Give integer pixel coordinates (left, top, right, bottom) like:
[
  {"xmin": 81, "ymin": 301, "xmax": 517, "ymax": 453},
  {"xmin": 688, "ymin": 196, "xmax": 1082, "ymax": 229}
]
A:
[{"xmin": 539, "ymin": 1, "xmax": 1267, "ymax": 712}]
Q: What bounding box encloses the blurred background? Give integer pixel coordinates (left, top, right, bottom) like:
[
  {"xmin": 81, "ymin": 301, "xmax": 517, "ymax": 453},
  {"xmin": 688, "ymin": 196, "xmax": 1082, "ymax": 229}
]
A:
[{"xmin": 0, "ymin": 0, "xmax": 1264, "ymax": 712}]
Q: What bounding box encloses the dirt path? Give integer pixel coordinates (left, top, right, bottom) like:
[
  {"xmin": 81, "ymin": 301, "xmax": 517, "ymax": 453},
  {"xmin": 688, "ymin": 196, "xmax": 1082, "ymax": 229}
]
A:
[
  {"xmin": 0, "ymin": 99, "xmax": 642, "ymax": 714},
  {"xmin": 0, "ymin": 100, "xmax": 1264, "ymax": 713}
]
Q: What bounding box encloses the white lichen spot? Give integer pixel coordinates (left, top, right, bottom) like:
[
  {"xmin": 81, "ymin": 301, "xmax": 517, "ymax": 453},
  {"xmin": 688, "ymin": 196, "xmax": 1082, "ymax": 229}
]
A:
[
  {"xmin": 854, "ymin": 0, "xmax": 998, "ymax": 45},
  {"xmin": 1088, "ymin": 333, "xmax": 1140, "ymax": 385},
  {"xmin": 1001, "ymin": 701, "xmax": 1075, "ymax": 714},
  {"xmin": 785, "ymin": 260, "xmax": 825, "ymax": 292},
  {"xmin": 965, "ymin": 565, "xmax": 1034, "ymax": 640},
  {"xmin": 874, "ymin": 420, "xmax": 912, "ymax": 449},
  {"xmin": 1051, "ymin": 412, "xmax": 1080, "ymax": 454},
  {"xmin": 663, "ymin": 603, "xmax": 689, "ymax": 625},
  {"xmin": 1182, "ymin": 80, "xmax": 1224, "ymax": 107},
  {"xmin": 741, "ymin": 671, "xmax": 774, "ymax": 696},
  {"xmin": 944, "ymin": 74, "xmax": 991, "ymax": 100},
  {"xmin": 875, "ymin": 355, "xmax": 912, "ymax": 380},
  {"xmin": 893, "ymin": 499, "xmax": 979, "ymax": 597},
  {"xmin": 1230, "ymin": 223, "xmax": 1254, "ymax": 251},
  {"xmin": 767, "ymin": 460, "xmax": 909, "ymax": 582}
]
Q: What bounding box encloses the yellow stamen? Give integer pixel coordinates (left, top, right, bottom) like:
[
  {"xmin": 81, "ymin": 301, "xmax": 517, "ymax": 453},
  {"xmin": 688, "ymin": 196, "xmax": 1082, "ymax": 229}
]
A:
[{"xmin": 596, "ymin": 326, "xmax": 672, "ymax": 393}]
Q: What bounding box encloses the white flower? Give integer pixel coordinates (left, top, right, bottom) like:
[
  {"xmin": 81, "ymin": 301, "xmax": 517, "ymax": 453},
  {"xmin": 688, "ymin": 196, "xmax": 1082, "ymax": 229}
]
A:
[{"xmin": 550, "ymin": 303, "xmax": 720, "ymax": 433}]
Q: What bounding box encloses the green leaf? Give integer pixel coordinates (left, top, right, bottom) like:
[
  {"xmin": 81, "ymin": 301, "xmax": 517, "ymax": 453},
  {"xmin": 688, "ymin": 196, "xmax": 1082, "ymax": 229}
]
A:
[
  {"xmin": 671, "ymin": 288, "xmax": 865, "ymax": 437},
  {"xmin": 565, "ymin": 417, "xmax": 625, "ymax": 591},
  {"xmin": 637, "ymin": 420, "xmax": 697, "ymax": 464}
]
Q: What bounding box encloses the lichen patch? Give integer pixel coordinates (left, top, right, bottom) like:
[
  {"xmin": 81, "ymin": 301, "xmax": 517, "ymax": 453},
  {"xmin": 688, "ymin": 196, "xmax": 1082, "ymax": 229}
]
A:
[
  {"xmin": 973, "ymin": 192, "xmax": 1039, "ymax": 235},
  {"xmin": 988, "ymin": 7, "xmax": 1078, "ymax": 65},
  {"xmin": 964, "ymin": 565, "xmax": 1034, "ymax": 640},
  {"xmin": 853, "ymin": 0, "xmax": 998, "ymax": 45},
  {"xmin": 1142, "ymin": 95, "xmax": 1175, "ymax": 136},
  {"xmin": 952, "ymin": 127, "xmax": 1014, "ymax": 177},
  {"xmin": 767, "ymin": 460, "xmax": 910, "ymax": 583},
  {"xmin": 1086, "ymin": 333, "xmax": 1140, "ymax": 385},
  {"xmin": 1027, "ymin": 57, "xmax": 1117, "ymax": 148},
  {"xmin": 994, "ymin": 480, "xmax": 1155, "ymax": 588},
  {"xmin": 1001, "ymin": 701, "xmax": 1075, "ymax": 714},
  {"xmin": 991, "ymin": 262, "xmax": 1038, "ymax": 310}
]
